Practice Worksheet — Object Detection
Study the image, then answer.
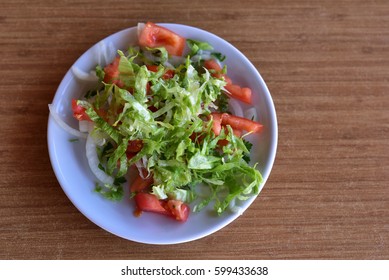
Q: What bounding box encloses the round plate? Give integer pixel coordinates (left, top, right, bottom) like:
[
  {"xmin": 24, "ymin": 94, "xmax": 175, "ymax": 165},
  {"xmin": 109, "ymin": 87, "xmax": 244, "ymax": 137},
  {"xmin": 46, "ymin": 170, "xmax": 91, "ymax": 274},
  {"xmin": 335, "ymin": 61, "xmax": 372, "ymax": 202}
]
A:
[{"xmin": 47, "ymin": 24, "xmax": 277, "ymax": 244}]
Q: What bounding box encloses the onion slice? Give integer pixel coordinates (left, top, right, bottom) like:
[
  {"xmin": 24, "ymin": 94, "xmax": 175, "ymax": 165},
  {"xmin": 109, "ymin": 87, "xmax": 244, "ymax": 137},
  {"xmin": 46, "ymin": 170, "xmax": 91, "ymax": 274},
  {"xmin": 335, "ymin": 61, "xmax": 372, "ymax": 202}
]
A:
[
  {"xmin": 71, "ymin": 66, "xmax": 98, "ymax": 82},
  {"xmin": 137, "ymin": 22, "xmax": 145, "ymax": 38},
  {"xmin": 98, "ymin": 41, "xmax": 109, "ymax": 66},
  {"xmin": 97, "ymin": 41, "xmax": 116, "ymax": 66},
  {"xmin": 191, "ymin": 52, "xmax": 213, "ymax": 63},
  {"xmin": 79, "ymin": 120, "xmax": 94, "ymax": 133},
  {"xmin": 86, "ymin": 134, "xmax": 114, "ymax": 185},
  {"xmin": 244, "ymin": 107, "xmax": 258, "ymax": 122},
  {"xmin": 228, "ymin": 98, "xmax": 244, "ymax": 118},
  {"xmin": 48, "ymin": 104, "xmax": 87, "ymax": 138},
  {"xmin": 169, "ymin": 55, "xmax": 186, "ymax": 67},
  {"xmin": 228, "ymin": 197, "xmax": 244, "ymax": 215}
]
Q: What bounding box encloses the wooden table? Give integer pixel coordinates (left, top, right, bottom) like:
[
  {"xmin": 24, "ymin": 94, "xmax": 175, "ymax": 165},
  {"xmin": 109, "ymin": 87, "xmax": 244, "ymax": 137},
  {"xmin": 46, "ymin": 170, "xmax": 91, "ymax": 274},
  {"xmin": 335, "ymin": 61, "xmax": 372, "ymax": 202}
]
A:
[{"xmin": 1, "ymin": 0, "xmax": 388, "ymax": 259}]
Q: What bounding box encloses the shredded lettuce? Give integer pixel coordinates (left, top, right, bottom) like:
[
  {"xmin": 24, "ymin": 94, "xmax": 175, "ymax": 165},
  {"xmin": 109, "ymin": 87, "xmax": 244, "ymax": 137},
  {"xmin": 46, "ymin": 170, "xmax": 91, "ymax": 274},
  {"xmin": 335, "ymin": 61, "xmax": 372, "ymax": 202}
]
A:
[
  {"xmin": 77, "ymin": 44, "xmax": 262, "ymax": 215},
  {"xmin": 187, "ymin": 39, "xmax": 213, "ymax": 56}
]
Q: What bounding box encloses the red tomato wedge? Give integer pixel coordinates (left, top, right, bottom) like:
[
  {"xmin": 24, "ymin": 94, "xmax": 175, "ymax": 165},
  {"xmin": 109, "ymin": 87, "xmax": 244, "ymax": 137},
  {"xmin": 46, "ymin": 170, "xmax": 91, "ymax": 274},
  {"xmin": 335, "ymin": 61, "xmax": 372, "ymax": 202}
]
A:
[
  {"xmin": 224, "ymin": 84, "xmax": 252, "ymax": 104},
  {"xmin": 130, "ymin": 173, "xmax": 153, "ymax": 192},
  {"xmin": 103, "ymin": 57, "xmax": 126, "ymax": 88},
  {"xmin": 204, "ymin": 59, "xmax": 223, "ymax": 73},
  {"xmin": 208, "ymin": 112, "xmax": 223, "ymax": 136},
  {"xmin": 127, "ymin": 139, "xmax": 143, "ymax": 153},
  {"xmin": 165, "ymin": 200, "xmax": 190, "ymax": 222},
  {"xmin": 204, "ymin": 59, "xmax": 252, "ymax": 104},
  {"xmin": 221, "ymin": 113, "xmax": 263, "ymax": 133},
  {"xmin": 134, "ymin": 193, "xmax": 190, "ymax": 222},
  {"xmin": 103, "ymin": 57, "xmax": 119, "ymax": 82},
  {"xmin": 203, "ymin": 59, "xmax": 232, "ymax": 84},
  {"xmin": 209, "ymin": 113, "xmax": 244, "ymax": 146},
  {"xmin": 210, "ymin": 112, "xmax": 263, "ymax": 134},
  {"xmin": 71, "ymin": 99, "xmax": 91, "ymax": 121},
  {"xmin": 134, "ymin": 193, "xmax": 169, "ymax": 215},
  {"xmin": 138, "ymin": 22, "xmax": 186, "ymax": 56}
]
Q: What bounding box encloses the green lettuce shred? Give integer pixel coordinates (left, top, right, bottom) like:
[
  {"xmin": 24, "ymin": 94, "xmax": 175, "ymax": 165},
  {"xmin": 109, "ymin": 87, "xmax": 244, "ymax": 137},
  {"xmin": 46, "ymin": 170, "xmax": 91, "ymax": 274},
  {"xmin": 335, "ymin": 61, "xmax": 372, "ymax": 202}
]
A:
[{"xmin": 79, "ymin": 44, "xmax": 262, "ymax": 215}]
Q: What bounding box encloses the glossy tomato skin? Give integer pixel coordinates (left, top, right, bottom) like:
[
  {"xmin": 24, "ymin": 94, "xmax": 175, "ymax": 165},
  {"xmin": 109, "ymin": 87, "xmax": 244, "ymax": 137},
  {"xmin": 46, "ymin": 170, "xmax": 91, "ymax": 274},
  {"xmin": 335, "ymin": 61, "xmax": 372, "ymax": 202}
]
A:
[
  {"xmin": 204, "ymin": 59, "xmax": 223, "ymax": 72},
  {"xmin": 130, "ymin": 173, "xmax": 153, "ymax": 193},
  {"xmin": 165, "ymin": 200, "xmax": 190, "ymax": 222},
  {"xmin": 208, "ymin": 112, "xmax": 223, "ymax": 136},
  {"xmin": 221, "ymin": 113, "xmax": 263, "ymax": 133},
  {"xmin": 138, "ymin": 22, "xmax": 186, "ymax": 56},
  {"xmin": 203, "ymin": 59, "xmax": 230, "ymax": 82},
  {"xmin": 134, "ymin": 193, "xmax": 190, "ymax": 222},
  {"xmin": 225, "ymin": 84, "xmax": 252, "ymax": 104},
  {"xmin": 127, "ymin": 139, "xmax": 143, "ymax": 153},
  {"xmin": 103, "ymin": 57, "xmax": 125, "ymax": 88},
  {"xmin": 204, "ymin": 59, "xmax": 252, "ymax": 104},
  {"xmin": 134, "ymin": 193, "xmax": 169, "ymax": 215},
  {"xmin": 210, "ymin": 112, "xmax": 262, "ymax": 135},
  {"xmin": 71, "ymin": 99, "xmax": 91, "ymax": 121}
]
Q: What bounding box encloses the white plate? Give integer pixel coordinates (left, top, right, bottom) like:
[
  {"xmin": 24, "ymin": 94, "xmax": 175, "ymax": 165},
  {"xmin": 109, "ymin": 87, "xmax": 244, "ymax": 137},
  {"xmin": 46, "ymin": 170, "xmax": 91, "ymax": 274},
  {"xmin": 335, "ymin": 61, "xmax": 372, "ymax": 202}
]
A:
[{"xmin": 47, "ymin": 24, "xmax": 277, "ymax": 244}]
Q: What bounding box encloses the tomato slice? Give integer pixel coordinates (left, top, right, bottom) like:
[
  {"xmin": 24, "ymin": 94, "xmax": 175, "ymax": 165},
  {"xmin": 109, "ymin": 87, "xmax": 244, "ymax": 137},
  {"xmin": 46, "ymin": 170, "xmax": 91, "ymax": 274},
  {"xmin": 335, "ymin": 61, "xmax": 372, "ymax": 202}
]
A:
[
  {"xmin": 138, "ymin": 22, "xmax": 186, "ymax": 56},
  {"xmin": 204, "ymin": 59, "xmax": 223, "ymax": 72},
  {"xmin": 165, "ymin": 200, "xmax": 190, "ymax": 222},
  {"xmin": 103, "ymin": 57, "xmax": 125, "ymax": 88},
  {"xmin": 210, "ymin": 112, "xmax": 256, "ymax": 135},
  {"xmin": 221, "ymin": 113, "xmax": 263, "ymax": 133},
  {"xmin": 127, "ymin": 139, "xmax": 143, "ymax": 153},
  {"xmin": 71, "ymin": 99, "xmax": 91, "ymax": 121},
  {"xmin": 203, "ymin": 59, "xmax": 232, "ymax": 84},
  {"xmin": 103, "ymin": 56, "xmax": 119, "ymax": 83},
  {"xmin": 126, "ymin": 152, "xmax": 137, "ymax": 160},
  {"xmin": 134, "ymin": 193, "xmax": 190, "ymax": 222},
  {"xmin": 225, "ymin": 84, "xmax": 252, "ymax": 104},
  {"xmin": 208, "ymin": 112, "xmax": 223, "ymax": 136},
  {"xmin": 130, "ymin": 173, "xmax": 153, "ymax": 193},
  {"xmin": 209, "ymin": 113, "xmax": 244, "ymax": 146},
  {"xmin": 145, "ymin": 65, "xmax": 159, "ymax": 72},
  {"xmin": 134, "ymin": 193, "xmax": 169, "ymax": 215}
]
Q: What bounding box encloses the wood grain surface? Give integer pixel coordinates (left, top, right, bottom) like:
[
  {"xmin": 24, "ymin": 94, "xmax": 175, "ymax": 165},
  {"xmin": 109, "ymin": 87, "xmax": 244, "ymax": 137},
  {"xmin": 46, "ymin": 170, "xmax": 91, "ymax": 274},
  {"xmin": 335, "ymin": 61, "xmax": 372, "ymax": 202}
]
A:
[{"xmin": 0, "ymin": 0, "xmax": 388, "ymax": 259}]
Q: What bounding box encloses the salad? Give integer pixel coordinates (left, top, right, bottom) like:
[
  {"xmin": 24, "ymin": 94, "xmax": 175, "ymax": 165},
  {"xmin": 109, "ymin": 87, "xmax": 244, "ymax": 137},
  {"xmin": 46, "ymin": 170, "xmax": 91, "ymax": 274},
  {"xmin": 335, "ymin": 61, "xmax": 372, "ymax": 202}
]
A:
[{"xmin": 52, "ymin": 22, "xmax": 264, "ymax": 222}]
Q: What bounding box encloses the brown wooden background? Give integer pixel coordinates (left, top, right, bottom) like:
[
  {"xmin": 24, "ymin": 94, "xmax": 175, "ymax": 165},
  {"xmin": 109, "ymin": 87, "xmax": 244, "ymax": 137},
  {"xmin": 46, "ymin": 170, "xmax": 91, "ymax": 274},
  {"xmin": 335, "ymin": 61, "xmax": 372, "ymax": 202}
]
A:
[{"xmin": 0, "ymin": 0, "xmax": 388, "ymax": 259}]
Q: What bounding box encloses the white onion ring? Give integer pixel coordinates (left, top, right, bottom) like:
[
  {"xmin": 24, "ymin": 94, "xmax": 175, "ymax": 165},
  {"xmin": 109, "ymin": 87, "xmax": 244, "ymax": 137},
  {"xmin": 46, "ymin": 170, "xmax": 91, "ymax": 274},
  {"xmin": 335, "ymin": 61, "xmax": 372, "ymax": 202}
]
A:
[
  {"xmin": 71, "ymin": 66, "xmax": 98, "ymax": 82},
  {"xmin": 169, "ymin": 55, "xmax": 186, "ymax": 66},
  {"xmin": 191, "ymin": 52, "xmax": 212, "ymax": 62},
  {"xmin": 137, "ymin": 22, "xmax": 145, "ymax": 39},
  {"xmin": 244, "ymin": 107, "xmax": 258, "ymax": 122},
  {"xmin": 97, "ymin": 41, "xmax": 116, "ymax": 66},
  {"xmin": 196, "ymin": 184, "xmax": 212, "ymax": 198},
  {"xmin": 79, "ymin": 120, "xmax": 94, "ymax": 133},
  {"xmin": 228, "ymin": 98, "xmax": 244, "ymax": 118},
  {"xmin": 98, "ymin": 41, "xmax": 109, "ymax": 66},
  {"xmin": 86, "ymin": 134, "xmax": 114, "ymax": 185},
  {"xmin": 107, "ymin": 42, "xmax": 116, "ymax": 62},
  {"xmin": 48, "ymin": 104, "xmax": 87, "ymax": 138},
  {"xmin": 228, "ymin": 197, "xmax": 244, "ymax": 215}
]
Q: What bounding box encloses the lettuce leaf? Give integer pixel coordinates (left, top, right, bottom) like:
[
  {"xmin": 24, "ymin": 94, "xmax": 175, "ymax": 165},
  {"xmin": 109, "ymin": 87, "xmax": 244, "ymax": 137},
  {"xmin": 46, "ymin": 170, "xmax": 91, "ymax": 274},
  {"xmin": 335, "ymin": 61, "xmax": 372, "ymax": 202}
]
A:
[{"xmin": 80, "ymin": 45, "xmax": 262, "ymax": 215}]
